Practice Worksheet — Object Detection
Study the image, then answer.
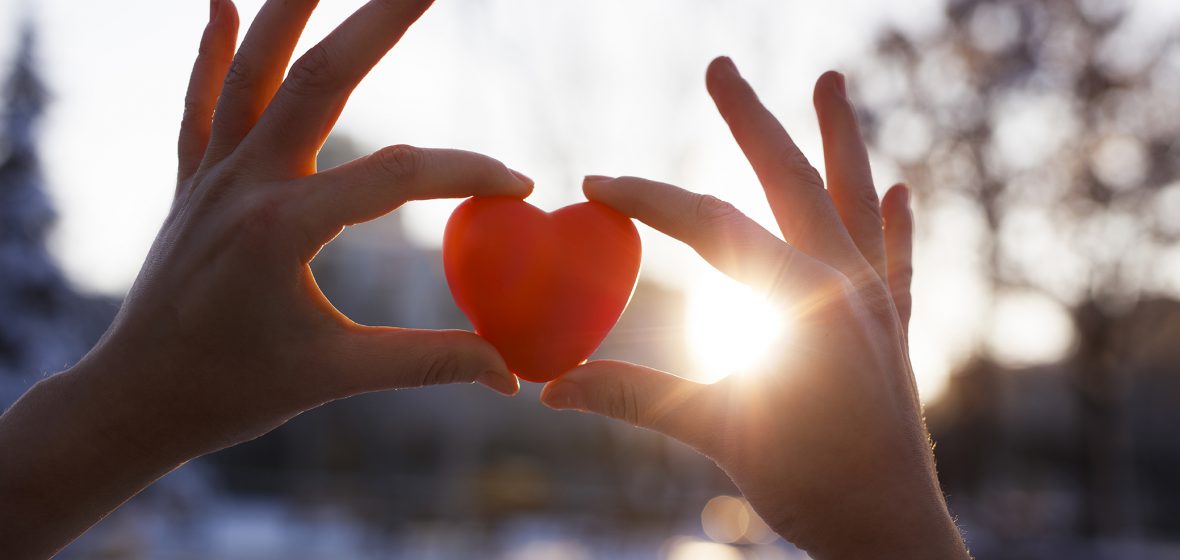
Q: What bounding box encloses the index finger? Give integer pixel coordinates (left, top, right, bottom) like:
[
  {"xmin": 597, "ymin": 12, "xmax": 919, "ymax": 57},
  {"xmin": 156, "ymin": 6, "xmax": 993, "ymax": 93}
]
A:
[
  {"xmin": 290, "ymin": 146, "xmax": 533, "ymax": 257},
  {"xmin": 583, "ymin": 176, "xmax": 843, "ymax": 305}
]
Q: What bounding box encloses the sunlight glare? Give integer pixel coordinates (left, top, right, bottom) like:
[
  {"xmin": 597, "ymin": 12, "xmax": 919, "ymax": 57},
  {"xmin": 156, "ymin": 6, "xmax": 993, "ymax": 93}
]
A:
[{"xmin": 685, "ymin": 271, "xmax": 788, "ymax": 384}]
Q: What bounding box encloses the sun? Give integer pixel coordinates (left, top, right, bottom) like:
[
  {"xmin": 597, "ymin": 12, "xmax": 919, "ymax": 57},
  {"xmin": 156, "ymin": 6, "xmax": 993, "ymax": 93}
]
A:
[{"xmin": 684, "ymin": 270, "xmax": 789, "ymax": 384}]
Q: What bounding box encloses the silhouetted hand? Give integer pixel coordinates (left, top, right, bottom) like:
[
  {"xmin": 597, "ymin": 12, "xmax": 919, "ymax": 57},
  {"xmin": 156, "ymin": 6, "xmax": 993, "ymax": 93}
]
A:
[
  {"xmin": 0, "ymin": 1, "xmax": 526, "ymax": 556},
  {"xmin": 541, "ymin": 58, "xmax": 968, "ymax": 559}
]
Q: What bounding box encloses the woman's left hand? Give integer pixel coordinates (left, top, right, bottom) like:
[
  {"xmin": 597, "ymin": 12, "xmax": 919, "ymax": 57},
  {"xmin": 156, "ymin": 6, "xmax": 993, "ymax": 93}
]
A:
[{"xmin": 0, "ymin": 1, "xmax": 529, "ymax": 557}]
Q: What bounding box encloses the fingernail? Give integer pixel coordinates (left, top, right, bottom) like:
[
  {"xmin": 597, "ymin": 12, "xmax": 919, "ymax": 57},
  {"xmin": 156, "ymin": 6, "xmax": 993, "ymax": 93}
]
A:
[
  {"xmin": 833, "ymin": 71, "xmax": 847, "ymax": 97},
  {"xmin": 541, "ymin": 381, "xmax": 585, "ymax": 410},
  {"xmin": 584, "ymin": 175, "xmax": 614, "ymax": 183},
  {"xmin": 210, "ymin": 0, "xmax": 220, "ymax": 20},
  {"xmin": 477, "ymin": 370, "xmax": 519, "ymax": 397},
  {"xmin": 897, "ymin": 184, "xmax": 911, "ymax": 207},
  {"xmin": 509, "ymin": 169, "xmax": 533, "ymax": 187}
]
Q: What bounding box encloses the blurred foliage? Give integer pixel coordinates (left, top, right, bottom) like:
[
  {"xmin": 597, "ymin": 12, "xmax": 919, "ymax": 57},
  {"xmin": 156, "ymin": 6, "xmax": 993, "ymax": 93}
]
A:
[
  {"xmin": 859, "ymin": 0, "xmax": 1179, "ymax": 304},
  {"xmin": 857, "ymin": 0, "xmax": 1180, "ymax": 553}
]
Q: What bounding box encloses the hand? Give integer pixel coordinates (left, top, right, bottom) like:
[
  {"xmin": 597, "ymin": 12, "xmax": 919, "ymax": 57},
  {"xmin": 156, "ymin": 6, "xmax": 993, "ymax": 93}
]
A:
[
  {"xmin": 113, "ymin": 0, "xmax": 529, "ymax": 449},
  {"xmin": 541, "ymin": 58, "xmax": 968, "ymax": 559},
  {"xmin": 0, "ymin": 0, "xmax": 526, "ymax": 556}
]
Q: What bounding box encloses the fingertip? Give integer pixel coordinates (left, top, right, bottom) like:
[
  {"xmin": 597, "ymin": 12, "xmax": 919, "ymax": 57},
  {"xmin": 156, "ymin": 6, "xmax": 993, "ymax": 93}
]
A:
[
  {"xmin": 707, "ymin": 56, "xmax": 738, "ymax": 78},
  {"xmin": 203, "ymin": 0, "xmax": 237, "ymax": 41},
  {"xmin": 208, "ymin": 0, "xmax": 240, "ymax": 42},
  {"xmin": 581, "ymin": 175, "xmax": 616, "ymax": 200},
  {"xmin": 705, "ymin": 56, "xmax": 739, "ymax": 94},
  {"xmin": 540, "ymin": 360, "xmax": 628, "ymax": 410},
  {"xmin": 508, "ymin": 168, "xmax": 535, "ymax": 196},
  {"xmin": 471, "ymin": 154, "xmax": 533, "ymax": 198},
  {"xmin": 814, "ymin": 70, "xmax": 845, "ymax": 103},
  {"xmin": 427, "ymin": 327, "xmax": 513, "ymax": 378},
  {"xmin": 882, "ymin": 183, "xmax": 912, "ymax": 215},
  {"xmin": 440, "ymin": 331, "xmax": 519, "ymax": 396},
  {"xmin": 540, "ymin": 377, "xmax": 586, "ymax": 410},
  {"xmin": 895, "ymin": 183, "xmax": 911, "ymax": 209},
  {"xmin": 217, "ymin": 0, "xmax": 240, "ymax": 28},
  {"xmin": 509, "ymin": 168, "xmax": 533, "ymax": 185},
  {"xmin": 477, "ymin": 370, "xmax": 520, "ymax": 397}
]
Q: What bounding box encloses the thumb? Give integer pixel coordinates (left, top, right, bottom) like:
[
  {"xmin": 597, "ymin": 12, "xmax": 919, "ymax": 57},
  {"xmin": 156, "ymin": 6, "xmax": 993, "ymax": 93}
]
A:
[
  {"xmin": 541, "ymin": 361, "xmax": 724, "ymax": 456},
  {"xmin": 331, "ymin": 327, "xmax": 520, "ymax": 397}
]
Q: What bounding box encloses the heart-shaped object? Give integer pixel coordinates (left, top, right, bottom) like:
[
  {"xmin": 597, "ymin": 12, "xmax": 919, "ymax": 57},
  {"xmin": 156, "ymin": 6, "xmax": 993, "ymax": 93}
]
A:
[{"xmin": 443, "ymin": 197, "xmax": 641, "ymax": 382}]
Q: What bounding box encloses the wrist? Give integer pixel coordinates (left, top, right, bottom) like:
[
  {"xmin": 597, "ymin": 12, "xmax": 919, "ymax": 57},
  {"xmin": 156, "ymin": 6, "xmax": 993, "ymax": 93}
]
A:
[
  {"xmin": 802, "ymin": 494, "xmax": 969, "ymax": 560},
  {"xmin": 0, "ymin": 355, "xmax": 197, "ymax": 557},
  {"xmin": 48, "ymin": 350, "xmax": 187, "ymax": 465}
]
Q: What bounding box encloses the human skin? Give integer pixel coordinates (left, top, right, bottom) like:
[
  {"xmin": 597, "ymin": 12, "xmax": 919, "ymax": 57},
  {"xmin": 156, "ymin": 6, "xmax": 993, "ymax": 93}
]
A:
[
  {"xmin": 541, "ymin": 58, "xmax": 972, "ymax": 559},
  {"xmin": 0, "ymin": 1, "xmax": 969, "ymax": 559},
  {"xmin": 0, "ymin": 1, "xmax": 529, "ymax": 557}
]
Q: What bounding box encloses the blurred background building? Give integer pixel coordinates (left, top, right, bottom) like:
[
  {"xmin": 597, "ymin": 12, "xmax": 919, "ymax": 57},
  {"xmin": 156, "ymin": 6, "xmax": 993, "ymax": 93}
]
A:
[{"xmin": 1, "ymin": 0, "xmax": 1179, "ymax": 558}]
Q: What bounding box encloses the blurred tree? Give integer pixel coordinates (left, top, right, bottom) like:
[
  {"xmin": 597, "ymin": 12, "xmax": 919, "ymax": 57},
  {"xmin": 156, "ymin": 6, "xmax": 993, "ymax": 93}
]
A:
[
  {"xmin": 0, "ymin": 24, "xmax": 116, "ymax": 406},
  {"xmin": 856, "ymin": 0, "xmax": 1180, "ymax": 539}
]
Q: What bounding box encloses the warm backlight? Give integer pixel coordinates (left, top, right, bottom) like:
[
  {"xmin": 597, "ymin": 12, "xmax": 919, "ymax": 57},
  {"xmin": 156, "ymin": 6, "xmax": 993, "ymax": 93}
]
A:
[{"xmin": 685, "ymin": 271, "xmax": 788, "ymax": 384}]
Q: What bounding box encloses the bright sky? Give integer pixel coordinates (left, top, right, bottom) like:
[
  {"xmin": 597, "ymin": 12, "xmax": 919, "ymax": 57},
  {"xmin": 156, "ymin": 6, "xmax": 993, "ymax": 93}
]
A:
[{"xmin": 5, "ymin": 0, "xmax": 1174, "ymax": 401}]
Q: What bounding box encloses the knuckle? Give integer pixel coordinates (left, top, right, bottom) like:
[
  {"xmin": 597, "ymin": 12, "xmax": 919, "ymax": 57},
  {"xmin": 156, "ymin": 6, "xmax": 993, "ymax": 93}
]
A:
[
  {"xmin": 191, "ymin": 168, "xmax": 235, "ymax": 208},
  {"xmin": 816, "ymin": 274, "xmax": 862, "ymax": 318},
  {"xmin": 850, "ymin": 186, "xmax": 885, "ymax": 224},
  {"xmin": 693, "ymin": 194, "xmax": 739, "ymax": 226},
  {"xmin": 419, "ymin": 351, "xmax": 464, "ymax": 387},
  {"xmin": 606, "ymin": 381, "xmax": 645, "ymax": 427},
  {"xmin": 222, "ymin": 55, "xmax": 252, "ymax": 89},
  {"xmin": 375, "ymin": 144, "xmax": 424, "ymax": 182},
  {"xmin": 239, "ymin": 192, "xmax": 287, "ymax": 237},
  {"xmin": 180, "ymin": 97, "xmax": 206, "ymax": 127},
  {"xmin": 836, "ymin": 274, "xmax": 896, "ymax": 325},
  {"xmin": 285, "ymin": 44, "xmax": 338, "ymax": 95},
  {"xmin": 197, "ymin": 34, "xmax": 232, "ymax": 65},
  {"xmin": 777, "ymin": 148, "xmax": 825, "ymax": 188},
  {"xmin": 889, "ymin": 262, "xmax": 914, "ymax": 288}
]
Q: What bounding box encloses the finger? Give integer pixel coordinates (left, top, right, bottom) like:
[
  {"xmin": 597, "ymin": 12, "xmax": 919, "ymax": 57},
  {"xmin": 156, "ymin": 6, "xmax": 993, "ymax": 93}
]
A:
[
  {"xmin": 584, "ymin": 176, "xmax": 841, "ymax": 306},
  {"xmin": 705, "ymin": 57, "xmax": 870, "ymax": 280},
  {"xmin": 244, "ymin": 0, "xmax": 436, "ymax": 173},
  {"xmin": 541, "ymin": 361, "xmax": 727, "ymax": 456},
  {"xmin": 330, "ymin": 327, "xmax": 519, "ymax": 398},
  {"xmin": 178, "ymin": 0, "xmax": 240, "ymax": 183},
  {"xmin": 813, "ymin": 71, "xmax": 887, "ymax": 281},
  {"xmin": 882, "ymin": 184, "xmax": 914, "ymax": 333},
  {"xmin": 203, "ymin": 0, "xmax": 321, "ymax": 166},
  {"xmin": 291, "ymin": 145, "xmax": 532, "ymax": 254}
]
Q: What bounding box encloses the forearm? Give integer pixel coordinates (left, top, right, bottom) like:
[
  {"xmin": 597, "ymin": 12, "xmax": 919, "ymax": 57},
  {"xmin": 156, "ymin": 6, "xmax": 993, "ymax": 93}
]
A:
[{"xmin": 0, "ymin": 360, "xmax": 194, "ymax": 559}]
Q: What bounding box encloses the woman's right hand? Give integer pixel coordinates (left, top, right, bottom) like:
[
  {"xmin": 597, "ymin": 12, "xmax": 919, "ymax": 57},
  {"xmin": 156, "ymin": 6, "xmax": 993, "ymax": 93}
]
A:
[{"xmin": 541, "ymin": 58, "xmax": 969, "ymax": 559}]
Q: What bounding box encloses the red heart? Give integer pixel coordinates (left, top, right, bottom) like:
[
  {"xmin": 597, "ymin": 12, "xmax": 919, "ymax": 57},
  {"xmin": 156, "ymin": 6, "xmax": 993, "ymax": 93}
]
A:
[{"xmin": 443, "ymin": 197, "xmax": 642, "ymax": 383}]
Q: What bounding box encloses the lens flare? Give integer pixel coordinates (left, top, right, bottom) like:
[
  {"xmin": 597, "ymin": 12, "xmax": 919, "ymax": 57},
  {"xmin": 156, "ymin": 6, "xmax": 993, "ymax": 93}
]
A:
[{"xmin": 685, "ymin": 270, "xmax": 788, "ymax": 384}]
